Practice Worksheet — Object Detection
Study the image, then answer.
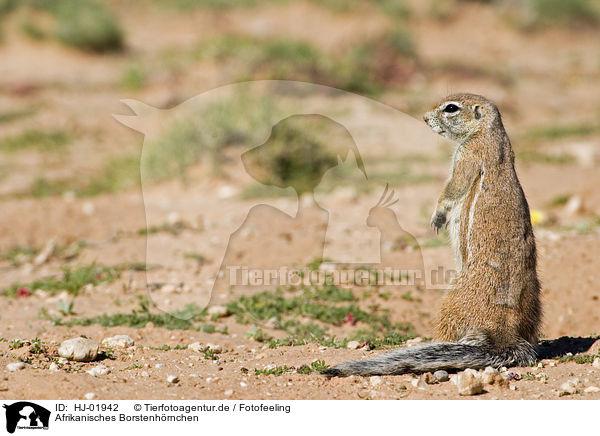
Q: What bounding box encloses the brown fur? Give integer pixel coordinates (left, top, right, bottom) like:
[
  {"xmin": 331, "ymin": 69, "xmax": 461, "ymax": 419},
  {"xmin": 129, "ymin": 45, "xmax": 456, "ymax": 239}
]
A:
[
  {"xmin": 424, "ymin": 93, "xmax": 541, "ymax": 352},
  {"xmin": 321, "ymin": 94, "xmax": 541, "ymax": 377}
]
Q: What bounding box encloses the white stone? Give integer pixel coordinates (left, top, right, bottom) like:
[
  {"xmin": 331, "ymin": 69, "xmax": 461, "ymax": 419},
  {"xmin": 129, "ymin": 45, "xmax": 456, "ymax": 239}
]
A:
[
  {"xmin": 454, "ymin": 371, "xmax": 484, "ymax": 396},
  {"xmin": 405, "ymin": 337, "xmax": 424, "ymax": 347},
  {"xmin": 86, "ymin": 365, "xmax": 110, "ymax": 377},
  {"xmin": 592, "ymin": 357, "xmax": 600, "ymax": 369},
  {"xmin": 207, "ymin": 305, "xmax": 228, "ymax": 318},
  {"xmin": 369, "ymin": 376, "xmax": 383, "ymax": 387},
  {"xmin": 167, "ymin": 212, "xmax": 181, "ymax": 225},
  {"xmin": 48, "ymin": 362, "xmax": 60, "ymax": 372},
  {"xmin": 167, "ymin": 375, "xmax": 179, "ymax": 384},
  {"xmin": 188, "ymin": 342, "xmax": 203, "ymax": 352},
  {"xmin": 481, "ymin": 367, "xmax": 499, "ymax": 384},
  {"xmin": 6, "ymin": 362, "xmax": 25, "ymax": 372},
  {"xmin": 84, "ymin": 393, "xmax": 96, "ymax": 400},
  {"xmin": 34, "ymin": 238, "xmax": 56, "ymax": 265},
  {"xmin": 559, "ymin": 379, "xmax": 579, "ymax": 395},
  {"xmin": 161, "ymin": 284, "xmax": 178, "ymax": 294},
  {"xmin": 223, "ymin": 389, "xmax": 234, "ymax": 397},
  {"xmin": 82, "ymin": 201, "xmax": 95, "ymax": 216},
  {"xmin": 206, "ymin": 344, "xmax": 222, "ymax": 353},
  {"xmin": 346, "ymin": 341, "xmax": 361, "ymax": 350},
  {"xmin": 564, "ymin": 196, "xmax": 584, "ymax": 216},
  {"xmin": 217, "ymin": 186, "xmax": 237, "ymax": 199},
  {"xmin": 584, "ymin": 386, "xmax": 600, "ymax": 393},
  {"xmin": 240, "ymin": 381, "xmax": 248, "ymax": 388},
  {"xmin": 58, "ymin": 337, "xmax": 99, "ymax": 362},
  {"xmin": 102, "ymin": 335, "xmax": 135, "ymax": 348}
]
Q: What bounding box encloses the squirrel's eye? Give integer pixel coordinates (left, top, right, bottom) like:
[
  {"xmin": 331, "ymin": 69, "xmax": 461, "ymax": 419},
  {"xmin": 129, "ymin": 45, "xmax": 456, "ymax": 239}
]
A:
[{"xmin": 443, "ymin": 104, "xmax": 460, "ymax": 113}]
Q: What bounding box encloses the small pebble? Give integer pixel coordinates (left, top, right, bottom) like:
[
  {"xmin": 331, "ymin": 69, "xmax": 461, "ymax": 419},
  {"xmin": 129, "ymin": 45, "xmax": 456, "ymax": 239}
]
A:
[
  {"xmin": 224, "ymin": 389, "xmax": 234, "ymax": 397},
  {"xmin": 58, "ymin": 337, "xmax": 99, "ymax": 362},
  {"xmin": 206, "ymin": 344, "xmax": 223, "ymax": 354},
  {"xmin": 6, "ymin": 362, "xmax": 25, "ymax": 372},
  {"xmin": 405, "ymin": 337, "xmax": 424, "ymax": 347},
  {"xmin": 86, "ymin": 365, "xmax": 110, "ymax": 377},
  {"xmin": 584, "ymin": 386, "xmax": 600, "ymax": 393},
  {"xmin": 411, "ymin": 376, "xmax": 427, "ymax": 390},
  {"xmin": 592, "ymin": 358, "xmax": 600, "ymax": 369},
  {"xmin": 369, "ymin": 376, "xmax": 383, "ymax": 387},
  {"xmin": 207, "ymin": 305, "xmax": 229, "ymax": 318},
  {"xmin": 240, "ymin": 381, "xmax": 248, "ymax": 388},
  {"xmin": 433, "ymin": 370, "xmax": 449, "ymax": 383},
  {"xmin": 346, "ymin": 341, "xmax": 361, "ymax": 350},
  {"xmin": 454, "ymin": 370, "xmax": 484, "ymax": 396},
  {"xmin": 84, "ymin": 393, "xmax": 96, "ymax": 400},
  {"xmin": 167, "ymin": 375, "xmax": 179, "ymax": 384},
  {"xmin": 155, "ymin": 363, "xmax": 164, "ymax": 368},
  {"xmin": 102, "ymin": 335, "xmax": 135, "ymax": 348},
  {"xmin": 559, "ymin": 379, "xmax": 579, "ymax": 395},
  {"xmin": 48, "ymin": 362, "xmax": 60, "ymax": 372},
  {"xmin": 188, "ymin": 342, "xmax": 204, "ymax": 352}
]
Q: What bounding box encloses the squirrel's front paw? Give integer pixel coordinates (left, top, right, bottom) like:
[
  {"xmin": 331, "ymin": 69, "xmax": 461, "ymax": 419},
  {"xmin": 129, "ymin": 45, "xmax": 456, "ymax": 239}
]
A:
[{"xmin": 430, "ymin": 211, "xmax": 447, "ymax": 232}]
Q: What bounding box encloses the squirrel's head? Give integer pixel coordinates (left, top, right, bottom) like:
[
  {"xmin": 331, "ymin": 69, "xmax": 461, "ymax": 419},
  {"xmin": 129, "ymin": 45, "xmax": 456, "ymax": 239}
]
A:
[{"xmin": 423, "ymin": 93, "xmax": 501, "ymax": 144}]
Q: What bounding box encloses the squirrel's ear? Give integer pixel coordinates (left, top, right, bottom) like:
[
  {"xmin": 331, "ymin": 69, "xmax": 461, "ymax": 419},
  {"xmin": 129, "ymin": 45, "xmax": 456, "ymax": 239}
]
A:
[{"xmin": 473, "ymin": 105, "xmax": 483, "ymax": 120}]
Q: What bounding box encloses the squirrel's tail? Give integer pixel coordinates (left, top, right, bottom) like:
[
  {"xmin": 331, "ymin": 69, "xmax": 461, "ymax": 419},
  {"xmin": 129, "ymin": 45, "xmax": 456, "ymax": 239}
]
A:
[{"xmin": 321, "ymin": 340, "xmax": 536, "ymax": 377}]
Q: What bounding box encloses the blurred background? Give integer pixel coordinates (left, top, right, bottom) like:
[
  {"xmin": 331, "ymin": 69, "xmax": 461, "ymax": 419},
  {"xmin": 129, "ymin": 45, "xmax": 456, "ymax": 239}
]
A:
[{"xmin": 0, "ymin": 0, "xmax": 599, "ymax": 346}]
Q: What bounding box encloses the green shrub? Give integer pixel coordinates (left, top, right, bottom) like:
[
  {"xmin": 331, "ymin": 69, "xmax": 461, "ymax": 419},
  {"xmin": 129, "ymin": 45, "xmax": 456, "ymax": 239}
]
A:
[
  {"xmin": 508, "ymin": 0, "xmax": 600, "ymax": 29},
  {"xmin": 0, "ymin": 129, "xmax": 70, "ymax": 152},
  {"xmin": 50, "ymin": 0, "xmax": 123, "ymax": 52}
]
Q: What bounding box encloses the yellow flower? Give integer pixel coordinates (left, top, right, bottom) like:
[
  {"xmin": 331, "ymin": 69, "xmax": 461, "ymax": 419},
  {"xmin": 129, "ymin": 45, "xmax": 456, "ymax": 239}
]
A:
[{"xmin": 530, "ymin": 209, "xmax": 546, "ymax": 226}]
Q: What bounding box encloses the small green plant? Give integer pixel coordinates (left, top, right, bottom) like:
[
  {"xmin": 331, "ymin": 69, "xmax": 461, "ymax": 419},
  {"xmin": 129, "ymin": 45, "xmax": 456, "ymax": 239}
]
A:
[
  {"xmin": 141, "ymin": 93, "xmax": 277, "ymax": 182},
  {"xmin": 254, "ymin": 365, "xmax": 296, "ymax": 376},
  {"xmin": 547, "ymin": 195, "xmax": 570, "ymax": 208},
  {"xmin": 516, "ymin": 150, "xmax": 575, "ymax": 165},
  {"xmin": 0, "ymin": 108, "xmax": 35, "ymax": 124},
  {"xmin": 523, "ymin": 122, "xmax": 600, "ymax": 141},
  {"xmin": 138, "ymin": 221, "xmax": 190, "ymax": 236},
  {"xmin": 57, "ymin": 299, "xmax": 74, "ymax": 316},
  {"xmin": 149, "ymin": 344, "xmax": 188, "ymax": 351},
  {"xmin": 401, "ymin": 292, "xmax": 416, "ymax": 301},
  {"xmin": 555, "ymin": 354, "xmax": 598, "ymax": 364},
  {"xmin": 124, "ymin": 363, "xmax": 142, "ymax": 370},
  {"xmin": 225, "ymin": 273, "xmax": 416, "ymax": 349},
  {"xmin": 512, "ymin": 0, "xmax": 600, "ymax": 29},
  {"xmin": 246, "ymin": 326, "xmax": 273, "ymax": 343},
  {"xmin": 0, "ymin": 129, "xmax": 70, "ymax": 153},
  {"xmin": 184, "ymin": 252, "xmax": 207, "ymax": 265},
  {"xmin": 27, "ymin": 155, "xmax": 141, "ymax": 198},
  {"xmin": 4, "ymin": 264, "xmax": 120, "ymax": 297},
  {"xmin": 64, "ymin": 303, "xmax": 212, "ymax": 330},
  {"xmin": 296, "ymin": 359, "xmax": 329, "ymax": 374},
  {"xmin": 49, "ymin": 0, "xmax": 124, "ymax": 52},
  {"xmin": 9, "ymin": 339, "xmax": 24, "ymax": 349},
  {"xmin": 121, "ymin": 64, "xmax": 148, "ymax": 90},
  {"xmin": 0, "ymin": 246, "xmax": 38, "ymax": 266},
  {"xmin": 29, "ymin": 338, "xmax": 47, "ymax": 355}
]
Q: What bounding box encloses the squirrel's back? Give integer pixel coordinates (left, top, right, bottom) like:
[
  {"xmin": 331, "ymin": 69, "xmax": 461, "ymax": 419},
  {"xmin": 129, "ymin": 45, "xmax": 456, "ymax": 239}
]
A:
[{"xmin": 323, "ymin": 94, "xmax": 541, "ymax": 377}]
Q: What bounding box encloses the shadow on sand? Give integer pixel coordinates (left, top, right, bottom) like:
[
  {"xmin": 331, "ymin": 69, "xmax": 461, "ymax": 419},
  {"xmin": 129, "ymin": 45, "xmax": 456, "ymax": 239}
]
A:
[{"xmin": 535, "ymin": 336, "xmax": 599, "ymax": 360}]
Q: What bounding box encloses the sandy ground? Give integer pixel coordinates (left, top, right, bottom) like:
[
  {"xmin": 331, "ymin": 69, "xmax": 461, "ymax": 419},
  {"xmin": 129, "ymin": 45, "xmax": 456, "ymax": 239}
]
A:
[{"xmin": 0, "ymin": 0, "xmax": 599, "ymax": 400}]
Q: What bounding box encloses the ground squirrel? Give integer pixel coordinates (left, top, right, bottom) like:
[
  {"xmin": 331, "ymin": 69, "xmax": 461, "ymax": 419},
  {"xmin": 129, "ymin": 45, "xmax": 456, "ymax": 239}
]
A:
[{"xmin": 323, "ymin": 93, "xmax": 541, "ymax": 376}]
